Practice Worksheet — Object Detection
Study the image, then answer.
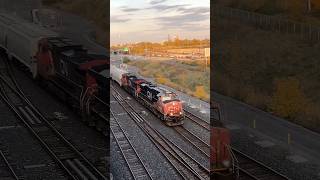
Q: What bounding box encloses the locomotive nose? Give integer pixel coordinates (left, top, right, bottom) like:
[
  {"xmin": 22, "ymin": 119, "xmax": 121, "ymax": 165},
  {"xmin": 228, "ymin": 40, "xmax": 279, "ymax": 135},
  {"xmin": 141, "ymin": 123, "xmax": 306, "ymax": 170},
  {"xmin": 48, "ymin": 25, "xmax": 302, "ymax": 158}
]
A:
[{"xmin": 166, "ymin": 100, "xmax": 183, "ymax": 115}]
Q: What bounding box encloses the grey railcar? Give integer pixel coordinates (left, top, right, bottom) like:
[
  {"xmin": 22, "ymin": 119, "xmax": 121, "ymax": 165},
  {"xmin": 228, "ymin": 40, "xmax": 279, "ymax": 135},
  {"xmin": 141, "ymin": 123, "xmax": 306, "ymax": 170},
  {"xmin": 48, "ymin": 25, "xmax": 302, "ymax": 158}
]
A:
[{"xmin": 0, "ymin": 13, "xmax": 58, "ymax": 78}]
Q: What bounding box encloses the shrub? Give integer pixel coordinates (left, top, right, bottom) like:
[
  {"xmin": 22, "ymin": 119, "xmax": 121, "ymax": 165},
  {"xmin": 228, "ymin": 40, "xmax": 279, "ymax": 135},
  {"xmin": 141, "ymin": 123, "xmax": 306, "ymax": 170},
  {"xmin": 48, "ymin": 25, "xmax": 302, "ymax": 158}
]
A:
[
  {"xmin": 122, "ymin": 57, "xmax": 131, "ymax": 64},
  {"xmin": 270, "ymin": 77, "xmax": 308, "ymax": 119},
  {"xmin": 193, "ymin": 86, "xmax": 209, "ymax": 100},
  {"xmin": 130, "ymin": 60, "xmax": 209, "ymax": 101}
]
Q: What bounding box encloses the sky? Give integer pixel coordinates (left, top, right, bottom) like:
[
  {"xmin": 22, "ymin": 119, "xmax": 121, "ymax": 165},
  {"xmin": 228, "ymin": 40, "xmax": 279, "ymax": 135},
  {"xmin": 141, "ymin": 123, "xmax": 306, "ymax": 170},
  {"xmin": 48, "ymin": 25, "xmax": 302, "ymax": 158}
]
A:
[{"xmin": 111, "ymin": 0, "xmax": 210, "ymax": 45}]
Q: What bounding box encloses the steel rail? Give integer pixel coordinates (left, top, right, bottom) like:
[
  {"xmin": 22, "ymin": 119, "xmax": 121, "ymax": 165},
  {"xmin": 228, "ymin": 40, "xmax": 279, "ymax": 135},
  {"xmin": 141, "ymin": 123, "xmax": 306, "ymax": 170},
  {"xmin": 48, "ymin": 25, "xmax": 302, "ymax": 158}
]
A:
[
  {"xmin": 5, "ymin": 54, "xmax": 109, "ymax": 136},
  {"xmin": 232, "ymin": 148, "xmax": 290, "ymax": 180},
  {"xmin": 0, "ymin": 150, "xmax": 20, "ymax": 180},
  {"xmin": 110, "ymin": 109, "xmax": 153, "ymax": 180},
  {"xmin": 184, "ymin": 110, "xmax": 210, "ymax": 131},
  {"xmin": 111, "ymin": 84, "xmax": 209, "ymax": 180},
  {"xmin": 183, "ymin": 96, "xmax": 289, "ymax": 180},
  {"xmin": 173, "ymin": 126, "xmax": 210, "ymax": 157},
  {"xmin": 0, "ymin": 74, "xmax": 107, "ymax": 180}
]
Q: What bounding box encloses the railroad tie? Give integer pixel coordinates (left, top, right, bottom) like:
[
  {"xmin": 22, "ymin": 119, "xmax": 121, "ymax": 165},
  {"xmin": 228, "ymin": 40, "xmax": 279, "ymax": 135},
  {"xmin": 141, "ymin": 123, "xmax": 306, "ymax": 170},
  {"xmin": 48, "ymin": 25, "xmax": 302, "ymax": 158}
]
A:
[
  {"xmin": 18, "ymin": 106, "xmax": 35, "ymax": 125},
  {"xmin": 24, "ymin": 106, "xmax": 42, "ymax": 124},
  {"xmin": 73, "ymin": 159, "xmax": 98, "ymax": 180},
  {"xmin": 130, "ymin": 112, "xmax": 142, "ymax": 123},
  {"xmin": 65, "ymin": 159, "xmax": 88, "ymax": 180}
]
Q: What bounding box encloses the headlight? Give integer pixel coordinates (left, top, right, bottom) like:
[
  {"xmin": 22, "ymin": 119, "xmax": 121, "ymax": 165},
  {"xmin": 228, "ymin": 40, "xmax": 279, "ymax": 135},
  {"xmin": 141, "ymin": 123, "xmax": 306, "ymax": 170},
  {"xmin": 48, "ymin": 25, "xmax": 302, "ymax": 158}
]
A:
[
  {"xmin": 179, "ymin": 112, "xmax": 183, "ymax": 115},
  {"xmin": 222, "ymin": 160, "xmax": 230, "ymax": 168}
]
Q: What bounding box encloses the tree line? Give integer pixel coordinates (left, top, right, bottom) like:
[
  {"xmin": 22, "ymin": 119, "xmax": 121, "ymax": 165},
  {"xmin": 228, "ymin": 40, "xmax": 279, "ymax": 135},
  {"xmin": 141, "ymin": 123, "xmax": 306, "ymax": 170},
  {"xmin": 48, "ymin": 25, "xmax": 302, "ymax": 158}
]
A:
[{"xmin": 112, "ymin": 38, "xmax": 210, "ymax": 55}]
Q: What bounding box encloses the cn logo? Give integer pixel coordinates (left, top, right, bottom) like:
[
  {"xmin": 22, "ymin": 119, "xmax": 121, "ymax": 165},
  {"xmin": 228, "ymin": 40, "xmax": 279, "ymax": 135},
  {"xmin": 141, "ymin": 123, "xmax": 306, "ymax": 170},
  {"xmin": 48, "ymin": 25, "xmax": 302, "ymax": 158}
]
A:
[{"xmin": 147, "ymin": 91, "xmax": 152, "ymax": 100}]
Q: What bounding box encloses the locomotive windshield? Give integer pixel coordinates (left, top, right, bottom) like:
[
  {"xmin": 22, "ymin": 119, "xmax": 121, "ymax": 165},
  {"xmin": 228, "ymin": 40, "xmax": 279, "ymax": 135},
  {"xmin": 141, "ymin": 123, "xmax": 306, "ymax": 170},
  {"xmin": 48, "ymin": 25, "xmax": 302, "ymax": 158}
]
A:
[{"xmin": 161, "ymin": 93, "xmax": 178, "ymax": 103}]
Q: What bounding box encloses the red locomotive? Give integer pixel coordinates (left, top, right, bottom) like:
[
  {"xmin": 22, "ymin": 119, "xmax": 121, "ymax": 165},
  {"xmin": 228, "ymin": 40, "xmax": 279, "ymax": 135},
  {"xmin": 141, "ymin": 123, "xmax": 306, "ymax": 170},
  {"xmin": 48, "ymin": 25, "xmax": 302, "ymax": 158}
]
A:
[
  {"xmin": 0, "ymin": 14, "xmax": 109, "ymax": 134},
  {"xmin": 37, "ymin": 37, "xmax": 109, "ymax": 124},
  {"xmin": 122, "ymin": 73, "xmax": 184, "ymax": 126},
  {"xmin": 111, "ymin": 65, "xmax": 184, "ymax": 126},
  {"xmin": 211, "ymin": 102, "xmax": 238, "ymax": 179}
]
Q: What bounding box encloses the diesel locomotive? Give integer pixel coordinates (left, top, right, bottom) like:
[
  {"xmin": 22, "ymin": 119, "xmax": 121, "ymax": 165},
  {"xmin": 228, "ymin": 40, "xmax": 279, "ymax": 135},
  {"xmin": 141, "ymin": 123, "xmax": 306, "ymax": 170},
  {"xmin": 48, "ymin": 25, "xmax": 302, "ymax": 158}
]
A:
[
  {"xmin": 0, "ymin": 13, "xmax": 109, "ymax": 135},
  {"xmin": 111, "ymin": 64, "xmax": 184, "ymax": 126}
]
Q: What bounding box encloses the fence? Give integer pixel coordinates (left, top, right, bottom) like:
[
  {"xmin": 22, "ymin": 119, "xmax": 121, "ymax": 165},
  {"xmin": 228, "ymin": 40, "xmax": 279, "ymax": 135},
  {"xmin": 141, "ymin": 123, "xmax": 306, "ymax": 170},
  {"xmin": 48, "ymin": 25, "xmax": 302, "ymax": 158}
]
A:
[{"xmin": 212, "ymin": 5, "xmax": 320, "ymax": 41}]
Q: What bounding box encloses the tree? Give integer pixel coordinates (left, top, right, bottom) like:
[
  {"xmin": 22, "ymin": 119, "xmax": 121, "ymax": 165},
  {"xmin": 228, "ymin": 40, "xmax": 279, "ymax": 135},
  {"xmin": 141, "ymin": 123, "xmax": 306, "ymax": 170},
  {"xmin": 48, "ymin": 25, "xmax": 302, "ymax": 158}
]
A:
[
  {"xmin": 270, "ymin": 77, "xmax": 307, "ymax": 118},
  {"xmin": 285, "ymin": 0, "xmax": 305, "ymax": 17},
  {"xmin": 311, "ymin": 0, "xmax": 320, "ymax": 11}
]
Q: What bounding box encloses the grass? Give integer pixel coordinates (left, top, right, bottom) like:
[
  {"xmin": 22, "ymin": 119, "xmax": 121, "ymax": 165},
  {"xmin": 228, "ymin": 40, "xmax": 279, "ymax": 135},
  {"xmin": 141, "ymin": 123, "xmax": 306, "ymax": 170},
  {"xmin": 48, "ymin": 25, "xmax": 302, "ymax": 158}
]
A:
[
  {"xmin": 127, "ymin": 60, "xmax": 210, "ymax": 101},
  {"xmin": 213, "ymin": 16, "xmax": 320, "ymax": 132}
]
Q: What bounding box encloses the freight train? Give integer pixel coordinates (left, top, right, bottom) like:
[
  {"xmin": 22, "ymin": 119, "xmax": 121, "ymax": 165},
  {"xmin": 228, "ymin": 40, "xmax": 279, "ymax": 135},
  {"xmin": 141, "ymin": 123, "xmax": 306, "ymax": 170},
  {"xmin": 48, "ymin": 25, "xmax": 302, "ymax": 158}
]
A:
[
  {"xmin": 0, "ymin": 13, "xmax": 109, "ymax": 134},
  {"xmin": 111, "ymin": 64, "xmax": 184, "ymax": 126},
  {"xmin": 211, "ymin": 102, "xmax": 238, "ymax": 179}
]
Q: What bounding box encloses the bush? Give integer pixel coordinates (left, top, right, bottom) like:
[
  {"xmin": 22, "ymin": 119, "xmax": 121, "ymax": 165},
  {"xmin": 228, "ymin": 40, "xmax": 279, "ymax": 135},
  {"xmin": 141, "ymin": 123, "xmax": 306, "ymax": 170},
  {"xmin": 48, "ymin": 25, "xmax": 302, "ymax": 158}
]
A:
[
  {"xmin": 193, "ymin": 86, "xmax": 209, "ymax": 100},
  {"xmin": 122, "ymin": 57, "xmax": 131, "ymax": 64},
  {"xmin": 130, "ymin": 60, "xmax": 209, "ymax": 101},
  {"xmin": 270, "ymin": 77, "xmax": 308, "ymax": 119}
]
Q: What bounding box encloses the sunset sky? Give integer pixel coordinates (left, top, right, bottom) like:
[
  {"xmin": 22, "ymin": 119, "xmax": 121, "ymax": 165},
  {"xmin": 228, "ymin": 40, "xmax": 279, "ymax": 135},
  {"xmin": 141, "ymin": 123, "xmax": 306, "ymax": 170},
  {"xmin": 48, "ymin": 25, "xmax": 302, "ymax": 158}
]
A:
[{"xmin": 111, "ymin": 0, "xmax": 210, "ymax": 45}]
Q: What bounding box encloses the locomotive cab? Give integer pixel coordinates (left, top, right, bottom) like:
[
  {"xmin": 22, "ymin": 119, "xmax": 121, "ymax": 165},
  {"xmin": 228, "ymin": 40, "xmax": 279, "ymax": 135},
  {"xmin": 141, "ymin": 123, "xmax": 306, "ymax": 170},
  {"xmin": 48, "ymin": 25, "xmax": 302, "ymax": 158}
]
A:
[{"xmin": 156, "ymin": 89, "xmax": 184, "ymax": 126}]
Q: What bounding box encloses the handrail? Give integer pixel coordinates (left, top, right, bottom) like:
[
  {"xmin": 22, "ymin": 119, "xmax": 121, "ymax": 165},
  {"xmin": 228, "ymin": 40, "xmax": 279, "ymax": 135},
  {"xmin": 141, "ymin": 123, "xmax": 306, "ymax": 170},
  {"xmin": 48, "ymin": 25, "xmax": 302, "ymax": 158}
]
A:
[{"xmin": 227, "ymin": 145, "xmax": 239, "ymax": 178}]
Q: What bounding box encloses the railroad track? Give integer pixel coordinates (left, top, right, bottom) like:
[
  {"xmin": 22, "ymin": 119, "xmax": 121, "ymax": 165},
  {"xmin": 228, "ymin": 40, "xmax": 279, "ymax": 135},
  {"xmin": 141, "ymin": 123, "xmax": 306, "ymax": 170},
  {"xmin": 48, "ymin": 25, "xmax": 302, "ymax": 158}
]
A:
[
  {"xmin": 184, "ymin": 110, "xmax": 210, "ymax": 131},
  {"xmin": 48, "ymin": 75, "xmax": 109, "ymax": 136},
  {"xmin": 232, "ymin": 148, "xmax": 289, "ymax": 180},
  {"xmin": 173, "ymin": 126, "xmax": 209, "ymax": 157},
  {"xmin": 110, "ymin": 109, "xmax": 153, "ymax": 180},
  {"xmin": 0, "ymin": 63, "xmax": 107, "ymax": 179},
  {"xmin": 112, "ymin": 82, "xmax": 210, "ymax": 158},
  {"xmin": 0, "ymin": 150, "xmax": 20, "ymax": 180},
  {"xmin": 189, "ymin": 100, "xmax": 289, "ymax": 180},
  {"xmin": 1, "ymin": 52, "xmax": 109, "ymax": 137},
  {"xmin": 111, "ymin": 85, "xmax": 209, "ymax": 180}
]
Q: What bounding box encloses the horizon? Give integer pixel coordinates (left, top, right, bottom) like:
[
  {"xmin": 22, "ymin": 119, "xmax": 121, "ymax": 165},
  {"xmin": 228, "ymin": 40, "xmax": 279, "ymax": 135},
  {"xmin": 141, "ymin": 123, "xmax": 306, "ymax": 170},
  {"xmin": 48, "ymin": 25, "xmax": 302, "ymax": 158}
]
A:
[
  {"xmin": 111, "ymin": 37, "xmax": 210, "ymax": 47},
  {"xmin": 111, "ymin": 0, "xmax": 210, "ymax": 45}
]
